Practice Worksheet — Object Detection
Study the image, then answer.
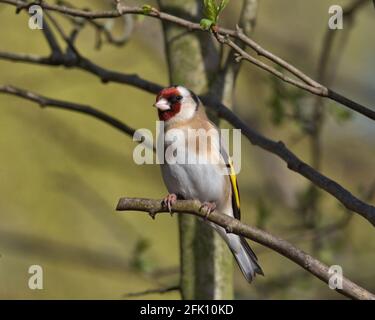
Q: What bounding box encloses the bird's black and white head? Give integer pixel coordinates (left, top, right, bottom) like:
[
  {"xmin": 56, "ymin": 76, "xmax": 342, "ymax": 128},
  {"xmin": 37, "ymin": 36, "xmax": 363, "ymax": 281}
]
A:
[{"xmin": 153, "ymin": 85, "xmax": 200, "ymax": 123}]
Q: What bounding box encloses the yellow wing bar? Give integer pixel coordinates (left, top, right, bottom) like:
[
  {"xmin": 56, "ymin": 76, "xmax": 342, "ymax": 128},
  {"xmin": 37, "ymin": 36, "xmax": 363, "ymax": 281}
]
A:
[{"xmin": 228, "ymin": 159, "xmax": 240, "ymax": 211}]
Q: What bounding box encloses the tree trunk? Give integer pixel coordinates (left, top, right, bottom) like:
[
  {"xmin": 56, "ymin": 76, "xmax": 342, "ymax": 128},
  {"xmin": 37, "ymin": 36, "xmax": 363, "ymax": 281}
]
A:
[{"xmin": 158, "ymin": 0, "xmax": 233, "ymax": 300}]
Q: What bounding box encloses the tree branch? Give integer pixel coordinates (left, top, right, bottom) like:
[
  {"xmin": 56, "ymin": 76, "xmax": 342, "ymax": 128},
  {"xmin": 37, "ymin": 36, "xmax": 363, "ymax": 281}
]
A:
[
  {"xmin": 214, "ymin": 31, "xmax": 325, "ymax": 95},
  {"xmin": 0, "ymin": 85, "xmax": 135, "ymax": 137},
  {"xmin": 56, "ymin": 0, "xmax": 133, "ymax": 49},
  {"xmin": 0, "ymin": 50, "xmax": 163, "ymax": 92},
  {"xmin": 213, "ymin": 27, "xmax": 375, "ymax": 122},
  {"xmin": 201, "ymin": 96, "xmax": 375, "ymax": 227},
  {"xmin": 116, "ymin": 197, "xmax": 375, "ymax": 300},
  {"xmin": 0, "ymin": 51, "xmax": 55, "ymax": 65},
  {"xmin": 1, "ymin": 0, "xmax": 374, "ymax": 120},
  {"xmin": 40, "ymin": 18, "xmax": 63, "ymax": 57}
]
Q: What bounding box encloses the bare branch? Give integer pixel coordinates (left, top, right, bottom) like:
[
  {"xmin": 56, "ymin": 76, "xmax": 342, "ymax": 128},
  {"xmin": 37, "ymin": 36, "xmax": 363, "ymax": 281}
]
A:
[
  {"xmin": 0, "ymin": 51, "xmax": 56, "ymax": 64},
  {"xmin": 214, "ymin": 32, "xmax": 325, "ymax": 95},
  {"xmin": 40, "ymin": 19, "xmax": 63, "ymax": 57},
  {"xmin": 214, "ymin": 28, "xmax": 375, "ymax": 122},
  {"xmin": 200, "ymin": 96, "xmax": 375, "ymax": 227},
  {"xmin": 0, "ymin": 85, "xmax": 135, "ymax": 137},
  {"xmin": 1, "ymin": 0, "xmax": 373, "ymax": 120},
  {"xmin": 116, "ymin": 197, "xmax": 375, "ymax": 300},
  {"xmin": 56, "ymin": 0, "xmax": 133, "ymax": 49},
  {"xmin": 0, "ymin": 50, "xmax": 163, "ymax": 92}
]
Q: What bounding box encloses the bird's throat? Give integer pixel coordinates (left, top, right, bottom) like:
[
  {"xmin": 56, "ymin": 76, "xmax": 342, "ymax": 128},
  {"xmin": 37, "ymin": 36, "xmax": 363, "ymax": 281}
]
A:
[{"xmin": 158, "ymin": 103, "xmax": 181, "ymax": 121}]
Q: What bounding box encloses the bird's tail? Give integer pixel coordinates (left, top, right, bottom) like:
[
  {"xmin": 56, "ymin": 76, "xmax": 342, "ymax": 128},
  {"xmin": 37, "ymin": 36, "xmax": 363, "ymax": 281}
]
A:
[{"xmin": 227, "ymin": 234, "xmax": 264, "ymax": 282}]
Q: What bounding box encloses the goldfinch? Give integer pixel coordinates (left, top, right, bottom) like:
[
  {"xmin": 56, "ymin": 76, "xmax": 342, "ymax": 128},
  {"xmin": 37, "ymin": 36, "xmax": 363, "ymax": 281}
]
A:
[{"xmin": 153, "ymin": 85, "xmax": 263, "ymax": 282}]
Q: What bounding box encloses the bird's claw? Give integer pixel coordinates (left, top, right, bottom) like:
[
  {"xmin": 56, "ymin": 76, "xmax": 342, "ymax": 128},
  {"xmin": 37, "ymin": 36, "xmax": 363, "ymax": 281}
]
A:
[
  {"xmin": 162, "ymin": 193, "xmax": 177, "ymax": 216},
  {"xmin": 200, "ymin": 202, "xmax": 216, "ymax": 220}
]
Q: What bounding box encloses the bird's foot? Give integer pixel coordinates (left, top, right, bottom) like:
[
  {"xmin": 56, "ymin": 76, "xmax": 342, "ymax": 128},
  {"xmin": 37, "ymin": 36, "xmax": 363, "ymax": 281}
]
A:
[
  {"xmin": 200, "ymin": 201, "xmax": 216, "ymax": 220},
  {"xmin": 162, "ymin": 193, "xmax": 177, "ymax": 216}
]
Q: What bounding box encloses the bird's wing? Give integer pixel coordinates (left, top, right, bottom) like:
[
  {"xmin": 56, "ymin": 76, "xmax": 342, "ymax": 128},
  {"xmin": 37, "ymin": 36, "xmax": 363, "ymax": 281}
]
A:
[
  {"xmin": 194, "ymin": 115, "xmax": 241, "ymax": 220},
  {"xmin": 228, "ymin": 159, "xmax": 241, "ymax": 220},
  {"xmin": 220, "ymin": 147, "xmax": 241, "ymax": 220}
]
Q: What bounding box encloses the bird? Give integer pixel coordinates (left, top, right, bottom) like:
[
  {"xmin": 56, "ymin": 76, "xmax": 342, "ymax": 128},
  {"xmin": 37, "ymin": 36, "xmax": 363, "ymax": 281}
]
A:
[{"xmin": 153, "ymin": 85, "xmax": 263, "ymax": 282}]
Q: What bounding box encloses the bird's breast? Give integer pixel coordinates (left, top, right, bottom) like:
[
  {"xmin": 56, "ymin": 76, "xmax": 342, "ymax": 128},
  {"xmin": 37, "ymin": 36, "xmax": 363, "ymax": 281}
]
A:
[
  {"xmin": 161, "ymin": 162, "xmax": 226, "ymax": 203},
  {"xmin": 160, "ymin": 124, "xmax": 228, "ymax": 203}
]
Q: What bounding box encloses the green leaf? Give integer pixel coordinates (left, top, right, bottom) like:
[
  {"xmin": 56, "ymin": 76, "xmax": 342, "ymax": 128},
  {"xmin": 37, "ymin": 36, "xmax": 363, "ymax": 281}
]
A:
[
  {"xmin": 141, "ymin": 4, "xmax": 153, "ymax": 14},
  {"xmin": 217, "ymin": 0, "xmax": 229, "ymax": 13},
  {"xmin": 203, "ymin": 0, "xmax": 218, "ymax": 22},
  {"xmin": 200, "ymin": 18, "xmax": 215, "ymax": 30},
  {"xmin": 202, "ymin": 0, "xmax": 230, "ymax": 27}
]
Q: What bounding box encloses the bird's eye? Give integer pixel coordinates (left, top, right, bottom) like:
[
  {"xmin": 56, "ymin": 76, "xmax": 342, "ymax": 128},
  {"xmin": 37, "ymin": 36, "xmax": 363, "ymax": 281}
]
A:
[{"xmin": 169, "ymin": 95, "xmax": 183, "ymax": 104}]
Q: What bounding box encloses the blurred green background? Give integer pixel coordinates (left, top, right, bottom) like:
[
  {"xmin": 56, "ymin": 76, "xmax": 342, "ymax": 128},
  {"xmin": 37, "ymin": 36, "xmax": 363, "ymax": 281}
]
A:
[{"xmin": 0, "ymin": 0, "xmax": 374, "ymax": 299}]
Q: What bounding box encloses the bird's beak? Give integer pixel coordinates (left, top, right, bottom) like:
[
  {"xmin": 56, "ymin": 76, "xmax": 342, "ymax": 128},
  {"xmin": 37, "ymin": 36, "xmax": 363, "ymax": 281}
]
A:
[{"xmin": 153, "ymin": 98, "xmax": 170, "ymax": 111}]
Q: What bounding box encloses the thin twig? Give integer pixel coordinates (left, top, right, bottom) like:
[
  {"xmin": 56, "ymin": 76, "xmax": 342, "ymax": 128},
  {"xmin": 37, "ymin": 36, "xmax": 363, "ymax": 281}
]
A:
[
  {"xmin": 214, "ymin": 31, "xmax": 326, "ymax": 95},
  {"xmin": 57, "ymin": 0, "xmax": 133, "ymax": 48},
  {"xmin": 0, "ymin": 85, "xmax": 135, "ymax": 136},
  {"xmin": 1, "ymin": 0, "xmax": 373, "ymax": 120},
  {"xmin": 201, "ymin": 95, "xmax": 375, "ymax": 227}
]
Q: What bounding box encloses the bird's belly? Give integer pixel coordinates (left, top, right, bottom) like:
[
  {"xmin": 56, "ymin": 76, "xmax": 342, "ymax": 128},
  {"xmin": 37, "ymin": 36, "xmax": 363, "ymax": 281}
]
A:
[{"xmin": 161, "ymin": 163, "xmax": 225, "ymax": 203}]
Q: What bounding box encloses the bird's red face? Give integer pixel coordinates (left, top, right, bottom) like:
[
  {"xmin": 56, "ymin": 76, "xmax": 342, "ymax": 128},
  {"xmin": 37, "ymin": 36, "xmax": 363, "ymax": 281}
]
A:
[
  {"xmin": 154, "ymin": 87, "xmax": 183, "ymax": 121},
  {"xmin": 154, "ymin": 86, "xmax": 200, "ymax": 123}
]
